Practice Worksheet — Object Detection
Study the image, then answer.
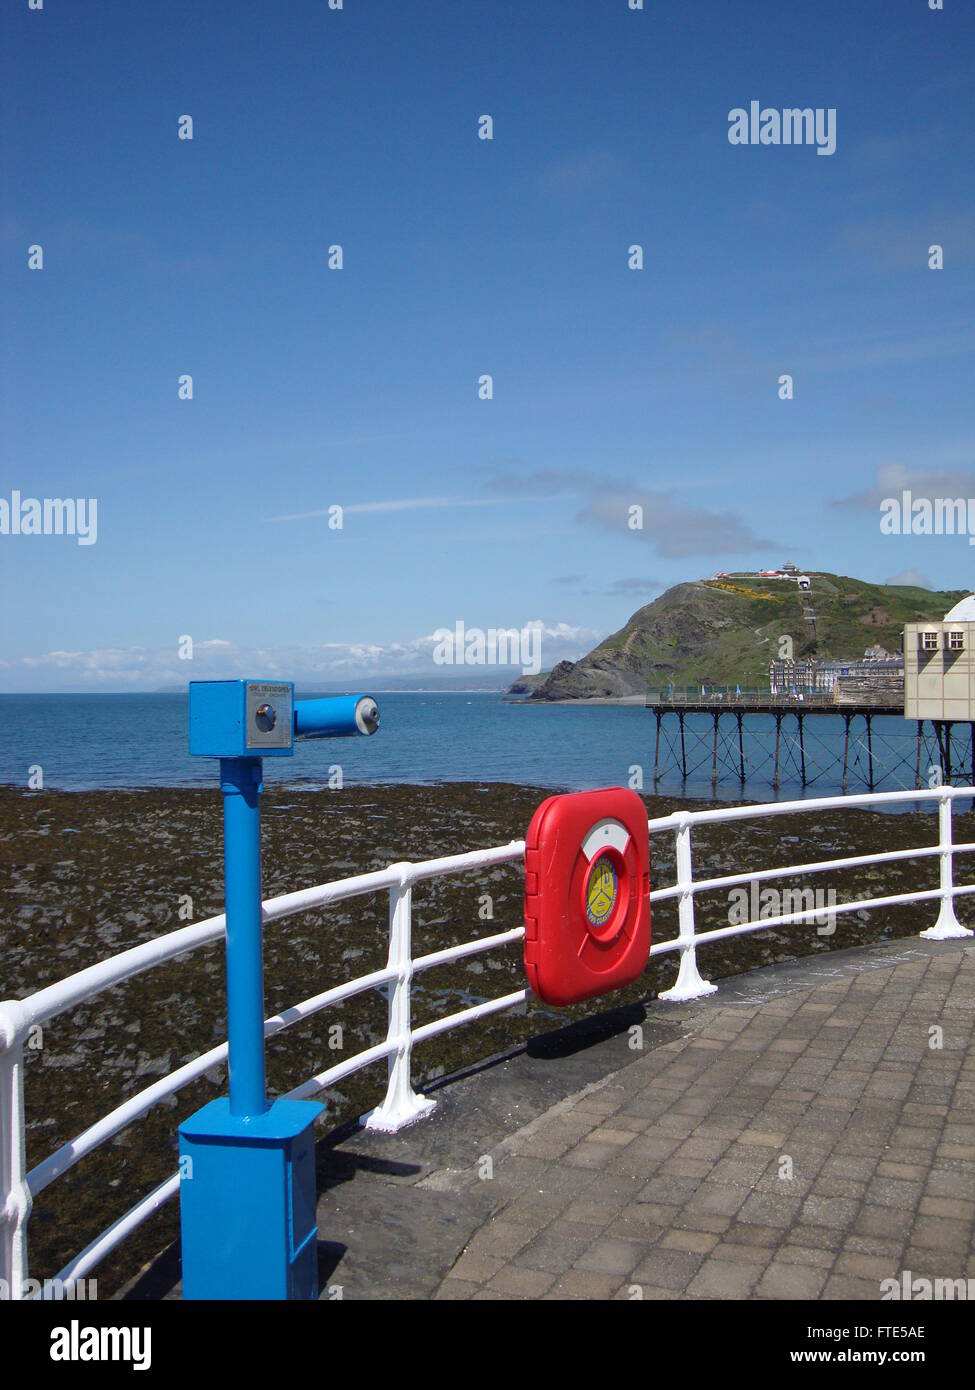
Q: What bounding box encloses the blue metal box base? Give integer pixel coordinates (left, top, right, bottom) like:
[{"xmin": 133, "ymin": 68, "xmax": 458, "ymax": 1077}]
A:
[{"xmin": 178, "ymin": 1096, "xmax": 325, "ymax": 1300}]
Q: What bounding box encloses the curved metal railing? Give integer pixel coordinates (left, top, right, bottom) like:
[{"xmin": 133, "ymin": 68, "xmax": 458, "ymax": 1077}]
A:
[{"xmin": 1, "ymin": 784, "xmax": 972, "ymax": 1300}]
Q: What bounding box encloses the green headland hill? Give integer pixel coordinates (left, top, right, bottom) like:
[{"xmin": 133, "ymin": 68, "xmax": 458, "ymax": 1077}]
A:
[{"xmin": 526, "ymin": 573, "xmax": 967, "ymax": 701}]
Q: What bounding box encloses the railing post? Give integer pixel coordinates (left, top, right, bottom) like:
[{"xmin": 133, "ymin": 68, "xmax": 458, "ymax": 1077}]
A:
[
  {"xmin": 659, "ymin": 816, "xmax": 717, "ymax": 1001},
  {"xmin": 0, "ymin": 1001, "xmax": 32, "ymax": 1301},
  {"xmin": 921, "ymin": 789, "xmax": 973, "ymax": 940},
  {"xmin": 363, "ymin": 866, "xmax": 436, "ymax": 1132}
]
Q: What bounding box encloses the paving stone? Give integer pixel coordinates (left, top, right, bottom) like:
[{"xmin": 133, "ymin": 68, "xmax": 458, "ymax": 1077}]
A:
[
  {"xmin": 660, "ymin": 1228, "xmax": 719, "ymax": 1255},
  {"xmin": 787, "ymin": 1223, "xmax": 844, "ymax": 1252},
  {"xmin": 673, "ymin": 1210, "xmax": 731, "ymax": 1235},
  {"xmin": 603, "ymin": 1216, "xmax": 666, "ymax": 1244},
  {"xmin": 711, "ymin": 1239, "xmax": 774, "ymax": 1266},
  {"xmin": 822, "ymin": 1273, "xmax": 884, "ymax": 1300},
  {"xmin": 545, "ymin": 1270, "xmax": 620, "ymax": 1300},
  {"xmin": 630, "ymin": 1248, "xmax": 704, "ymax": 1291},
  {"xmin": 659, "ymin": 1156, "xmax": 715, "ymax": 1180},
  {"xmin": 590, "ymin": 1126, "xmax": 640, "ymax": 1147},
  {"xmin": 738, "ymin": 1192, "xmax": 803, "ymax": 1227},
  {"xmin": 919, "ymin": 1196, "xmax": 975, "ymax": 1221},
  {"xmin": 756, "ymin": 1261, "xmax": 829, "ymax": 1298},
  {"xmin": 497, "ymin": 1194, "xmax": 569, "ymax": 1234},
  {"xmin": 562, "ymin": 1199, "xmax": 619, "ymax": 1228},
  {"xmin": 450, "ymin": 1249, "xmax": 506, "ymax": 1282},
  {"xmin": 800, "ymin": 1194, "xmax": 860, "ymax": 1229},
  {"xmin": 563, "ymin": 1141, "xmax": 621, "ymax": 1170},
  {"xmin": 842, "ymin": 1234, "xmax": 905, "ymax": 1260},
  {"xmin": 574, "ymin": 1238, "xmax": 648, "ymax": 1277},
  {"xmin": 684, "ymin": 1183, "xmax": 749, "ymax": 1216},
  {"xmin": 434, "ymin": 1278, "xmax": 480, "ymax": 1299},
  {"xmin": 910, "ymin": 1216, "xmax": 974, "ymax": 1253},
  {"xmin": 688, "ymin": 1258, "xmax": 762, "ymax": 1297},
  {"xmin": 724, "ymin": 1222, "xmax": 785, "ymax": 1249},
  {"xmin": 866, "ymin": 1177, "xmax": 925, "ymax": 1209},
  {"xmin": 855, "ymin": 1205, "xmax": 916, "ymax": 1240},
  {"xmin": 774, "ymin": 1244, "xmax": 836, "ymax": 1269},
  {"xmin": 835, "ymin": 1251, "xmax": 900, "ymax": 1281},
  {"xmin": 468, "ymin": 1221, "xmax": 533, "ymax": 1259},
  {"xmin": 486, "ymin": 1265, "xmax": 557, "ymax": 1298},
  {"xmin": 512, "ymin": 1229, "xmax": 591, "ymax": 1274}
]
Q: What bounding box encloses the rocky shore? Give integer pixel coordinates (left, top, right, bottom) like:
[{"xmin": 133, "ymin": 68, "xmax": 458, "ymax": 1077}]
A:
[{"xmin": 0, "ymin": 781, "xmax": 964, "ymax": 1295}]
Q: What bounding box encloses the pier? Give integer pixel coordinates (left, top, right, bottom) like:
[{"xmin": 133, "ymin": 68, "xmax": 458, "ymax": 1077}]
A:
[{"xmin": 645, "ymin": 689, "xmax": 975, "ymax": 792}]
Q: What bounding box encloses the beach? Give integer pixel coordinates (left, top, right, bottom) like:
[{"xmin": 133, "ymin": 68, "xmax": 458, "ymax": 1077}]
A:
[{"xmin": 0, "ymin": 780, "xmax": 963, "ymax": 1295}]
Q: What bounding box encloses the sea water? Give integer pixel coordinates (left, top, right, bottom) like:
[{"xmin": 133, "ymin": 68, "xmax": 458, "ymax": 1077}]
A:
[{"xmin": 0, "ymin": 692, "xmax": 962, "ymax": 802}]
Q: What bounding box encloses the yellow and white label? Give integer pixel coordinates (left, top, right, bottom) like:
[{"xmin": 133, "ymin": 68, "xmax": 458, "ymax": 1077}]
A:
[{"xmin": 586, "ymin": 858, "xmax": 618, "ymax": 928}]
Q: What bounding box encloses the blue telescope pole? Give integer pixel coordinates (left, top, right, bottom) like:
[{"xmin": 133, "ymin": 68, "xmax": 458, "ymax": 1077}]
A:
[{"xmin": 220, "ymin": 756, "xmax": 268, "ymax": 1117}]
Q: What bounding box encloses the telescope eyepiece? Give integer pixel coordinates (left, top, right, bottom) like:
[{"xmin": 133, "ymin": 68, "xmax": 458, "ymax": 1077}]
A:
[{"xmin": 254, "ymin": 703, "xmax": 276, "ymax": 732}]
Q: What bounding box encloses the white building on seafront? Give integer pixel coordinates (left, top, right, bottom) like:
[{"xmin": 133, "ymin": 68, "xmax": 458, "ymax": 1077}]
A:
[{"xmin": 904, "ymin": 596, "xmax": 975, "ymax": 722}]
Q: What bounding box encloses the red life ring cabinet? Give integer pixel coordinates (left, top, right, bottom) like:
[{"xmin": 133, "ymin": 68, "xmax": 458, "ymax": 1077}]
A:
[{"xmin": 523, "ymin": 787, "xmax": 651, "ymax": 1006}]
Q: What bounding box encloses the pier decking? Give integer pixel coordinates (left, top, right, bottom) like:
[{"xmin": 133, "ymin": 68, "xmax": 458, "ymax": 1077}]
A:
[
  {"xmin": 315, "ymin": 936, "xmax": 975, "ymax": 1300},
  {"xmin": 645, "ymin": 691, "xmax": 903, "ymax": 715}
]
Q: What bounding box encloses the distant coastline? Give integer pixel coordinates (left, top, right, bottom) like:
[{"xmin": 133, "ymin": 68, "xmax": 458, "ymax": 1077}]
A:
[{"xmin": 507, "ymin": 694, "xmax": 645, "ymax": 706}]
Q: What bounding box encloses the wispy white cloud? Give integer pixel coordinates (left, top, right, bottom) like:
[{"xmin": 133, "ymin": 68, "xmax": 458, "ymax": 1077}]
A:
[
  {"xmin": 885, "ymin": 568, "xmax": 933, "ymax": 589},
  {"xmin": 490, "ymin": 468, "xmax": 771, "ymax": 558},
  {"xmin": 551, "ymin": 574, "xmax": 663, "ymax": 599},
  {"xmin": 838, "ymin": 210, "xmax": 975, "ymax": 271},
  {"xmin": 538, "ymin": 147, "xmax": 625, "ymax": 197},
  {"xmin": 668, "ymin": 315, "xmax": 975, "ymax": 379},
  {"xmin": 832, "ymin": 462, "xmax": 975, "ymax": 511},
  {"xmin": 0, "ymin": 621, "xmax": 601, "ymax": 691},
  {"xmin": 265, "ymin": 496, "xmax": 514, "ymax": 523}
]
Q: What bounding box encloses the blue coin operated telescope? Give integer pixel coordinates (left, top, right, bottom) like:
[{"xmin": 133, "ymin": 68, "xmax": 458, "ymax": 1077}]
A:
[{"xmin": 178, "ymin": 680, "xmax": 379, "ymax": 1300}]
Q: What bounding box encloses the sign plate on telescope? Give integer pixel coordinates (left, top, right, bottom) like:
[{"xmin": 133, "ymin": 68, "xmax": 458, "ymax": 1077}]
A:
[{"xmin": 245, "ymin": 681, "xmax": 294, "ymax": 751}]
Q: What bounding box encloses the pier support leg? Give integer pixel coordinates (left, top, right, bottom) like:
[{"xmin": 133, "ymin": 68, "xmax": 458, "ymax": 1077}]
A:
[
  {"xmin": 842, "ymin": 713, "xmax": 851, "ymax": 794},
  {"xmin": 866, "ymin": 714, "xmax": 874, "ymax": 792},
  {"xmin": 679, "ymin": 711, "xmax": 687, "ymax": 781},
  {"xmin": 737, "ymin": 712, "xmax": 745, "ymax": 783},
  {"xmin": 971, "ymin": 723, "xmax": 974, "ymax": 788},
  {"xmin": 798, "ymin": 713, "xmax": 806, "ymax": 788},
  {"xmin": 712, "ymin": 712, "xmax": 719, "ymax": 787},
  {"xmin": 945, "ymin": 722, "xmax": 953, "ymax": 785},
  {"xmin": 935, "ymin": 722, "xmax": 946, "ymax": 785},
  {"xmin": 915, "ymin": 721, "xmax": 923, "ymax": 791},
  {"xmin": 773, "ymin": 714, "xmax": 781, "ymax": 790},
  {"xmin": 654, "ymin": 711, "xmax": 661, "ymax": 784}
]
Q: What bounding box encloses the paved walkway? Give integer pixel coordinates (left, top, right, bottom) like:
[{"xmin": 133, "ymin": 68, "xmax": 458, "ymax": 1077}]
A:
[{"xmin": 318, "ymin": 938, "xmax": 975, "ymax": 1300}]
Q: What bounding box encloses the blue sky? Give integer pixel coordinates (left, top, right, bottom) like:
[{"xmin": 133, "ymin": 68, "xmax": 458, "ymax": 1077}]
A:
[{"xmin": 1, "ymin": 0, "xmax": 973, "ymax": 691}]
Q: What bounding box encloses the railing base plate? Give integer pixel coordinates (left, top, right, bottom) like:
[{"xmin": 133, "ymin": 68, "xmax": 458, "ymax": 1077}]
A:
[
  {"xmin": 361, "ymin": 1094, "xmax": 436, "ymax": 1134},
  {"xmin": 659, "ymin": 980, "xmax": 719, "ymax": 1003}
]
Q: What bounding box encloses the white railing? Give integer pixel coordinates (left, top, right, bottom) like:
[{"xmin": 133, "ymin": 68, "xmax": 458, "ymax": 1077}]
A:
[{"xmin": 1, "ymin": 784, "xmax": 973, "ymax": 1300}]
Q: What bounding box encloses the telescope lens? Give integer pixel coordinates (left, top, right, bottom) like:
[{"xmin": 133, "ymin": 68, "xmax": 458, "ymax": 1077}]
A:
[{"xmin": 355, "ymin": 697, "xmax": 380, "ymax": 735}]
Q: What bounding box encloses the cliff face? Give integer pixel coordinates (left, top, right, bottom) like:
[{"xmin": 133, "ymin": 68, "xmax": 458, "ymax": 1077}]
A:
[{"xmin": 528, "ymin": 574, "xmax": 967, "ymax": 701}]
